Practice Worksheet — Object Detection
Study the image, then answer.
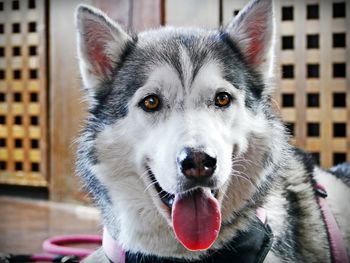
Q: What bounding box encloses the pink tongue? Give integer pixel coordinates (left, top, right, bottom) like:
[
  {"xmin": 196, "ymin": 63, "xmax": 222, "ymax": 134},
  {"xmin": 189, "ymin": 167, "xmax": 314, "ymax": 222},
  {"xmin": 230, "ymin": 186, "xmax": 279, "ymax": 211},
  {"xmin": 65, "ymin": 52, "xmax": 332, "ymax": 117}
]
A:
[{"xmin": 172, "ymin": 188, "xmax": 221, "ymax": 251}]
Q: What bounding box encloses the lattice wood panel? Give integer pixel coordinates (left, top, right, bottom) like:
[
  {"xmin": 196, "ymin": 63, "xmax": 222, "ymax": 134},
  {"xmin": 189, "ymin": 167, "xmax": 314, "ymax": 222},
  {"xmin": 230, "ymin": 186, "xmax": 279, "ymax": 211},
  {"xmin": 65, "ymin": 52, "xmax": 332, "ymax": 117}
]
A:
[
  {"xmin": 0, "ymin": 0, "xmax": 47, "ymax": 186},
  {"xmin": 223, "ymin": 0, "xmax": 350, "ymax": 168}
]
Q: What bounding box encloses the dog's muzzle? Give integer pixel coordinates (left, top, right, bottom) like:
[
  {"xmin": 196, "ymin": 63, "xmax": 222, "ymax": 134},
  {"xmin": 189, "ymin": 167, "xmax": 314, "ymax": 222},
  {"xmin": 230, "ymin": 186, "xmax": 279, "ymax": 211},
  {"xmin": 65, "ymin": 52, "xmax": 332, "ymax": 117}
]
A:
[{"xmin": 146, "ymin": 147, "xmax": 221, "ymax": 252}]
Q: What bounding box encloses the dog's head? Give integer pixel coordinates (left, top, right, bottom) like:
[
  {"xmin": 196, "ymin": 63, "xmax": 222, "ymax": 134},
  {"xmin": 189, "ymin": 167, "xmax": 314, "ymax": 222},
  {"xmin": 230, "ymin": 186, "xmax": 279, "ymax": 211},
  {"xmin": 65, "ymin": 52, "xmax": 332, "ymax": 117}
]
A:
[{"xmin": 76, "ymin": 0, "xmax": 285, "ymax": 258}]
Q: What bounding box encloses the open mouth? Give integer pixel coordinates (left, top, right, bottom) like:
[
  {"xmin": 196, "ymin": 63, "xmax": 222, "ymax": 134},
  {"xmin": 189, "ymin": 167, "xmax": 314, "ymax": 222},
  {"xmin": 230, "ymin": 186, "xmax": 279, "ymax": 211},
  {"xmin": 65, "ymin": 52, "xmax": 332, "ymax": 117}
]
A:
[
  {"xmin": 146, "ymin": 168, "xmax": 221, "ymax": 251},
  {"xmin": 147, "ymin": 169, "xmax": 219, "ymax": 209},
  {"xmin": 147, "ymin": 169, "xmax": 175, "ymax": 208}
]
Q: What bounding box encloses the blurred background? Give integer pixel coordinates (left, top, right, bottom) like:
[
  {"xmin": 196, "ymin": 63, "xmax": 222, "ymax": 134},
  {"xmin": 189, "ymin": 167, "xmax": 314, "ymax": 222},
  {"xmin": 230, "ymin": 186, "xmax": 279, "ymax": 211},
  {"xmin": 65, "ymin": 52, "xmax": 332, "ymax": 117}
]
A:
[{"xmin": 0, "ymin": 0, "xmax": 349, "ymax": 255}]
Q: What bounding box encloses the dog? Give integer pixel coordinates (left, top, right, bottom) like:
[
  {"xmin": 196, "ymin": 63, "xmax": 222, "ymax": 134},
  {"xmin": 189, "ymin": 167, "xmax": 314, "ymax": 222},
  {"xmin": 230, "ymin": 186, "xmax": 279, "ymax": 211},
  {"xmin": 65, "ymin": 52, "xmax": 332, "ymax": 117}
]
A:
[{"xmin": 75, "ymin": 0, "xmax": 350, "ymax": 262}]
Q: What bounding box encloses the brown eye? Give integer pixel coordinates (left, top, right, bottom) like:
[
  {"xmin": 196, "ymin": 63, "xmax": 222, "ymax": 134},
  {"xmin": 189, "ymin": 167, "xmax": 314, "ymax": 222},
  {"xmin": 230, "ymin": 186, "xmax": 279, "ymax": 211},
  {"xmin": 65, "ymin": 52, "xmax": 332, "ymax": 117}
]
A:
[
  {"xmin": 215, "ymin": 92, "xmax": 232, "ymax": 107},
  {"xmin": 140, "ymin": 95, "xmax": 161, "ymax": 112}
]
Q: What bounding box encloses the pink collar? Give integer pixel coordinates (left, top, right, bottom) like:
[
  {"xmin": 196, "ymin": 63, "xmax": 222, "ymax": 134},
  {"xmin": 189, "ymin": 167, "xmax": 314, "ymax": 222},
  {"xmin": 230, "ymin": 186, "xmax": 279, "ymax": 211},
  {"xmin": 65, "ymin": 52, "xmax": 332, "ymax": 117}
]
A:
[{"xmin": 315, "ymin": 183, "xmax": 349, "ymax": 263}]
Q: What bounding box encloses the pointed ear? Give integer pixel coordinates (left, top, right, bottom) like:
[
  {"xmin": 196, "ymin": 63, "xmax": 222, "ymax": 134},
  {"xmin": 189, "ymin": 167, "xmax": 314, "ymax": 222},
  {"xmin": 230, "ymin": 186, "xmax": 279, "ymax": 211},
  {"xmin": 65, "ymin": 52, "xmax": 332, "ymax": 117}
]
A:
[
  {"xmin": 225, "ymin": 0, "xmax": 274, "ymax": 71},
  {"xmin": 75, "ymin": 5, "xmax": 132, "ymax": 91}
]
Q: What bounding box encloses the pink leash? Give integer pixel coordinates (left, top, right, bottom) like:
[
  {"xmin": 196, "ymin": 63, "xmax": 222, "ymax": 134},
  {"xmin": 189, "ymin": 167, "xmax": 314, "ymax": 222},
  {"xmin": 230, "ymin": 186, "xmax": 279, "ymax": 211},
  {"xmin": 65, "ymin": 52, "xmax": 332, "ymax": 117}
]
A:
[
  {"xmin": 42, "ymin": 234, "xmax": 102, "ymax": 258},
  {"xmin": 315, "ymin": 183, "xmax": 349, "ymax": 263},
  {"xmin": 28, "ymin": 234, "xmax": 102, "ymax": 262}
]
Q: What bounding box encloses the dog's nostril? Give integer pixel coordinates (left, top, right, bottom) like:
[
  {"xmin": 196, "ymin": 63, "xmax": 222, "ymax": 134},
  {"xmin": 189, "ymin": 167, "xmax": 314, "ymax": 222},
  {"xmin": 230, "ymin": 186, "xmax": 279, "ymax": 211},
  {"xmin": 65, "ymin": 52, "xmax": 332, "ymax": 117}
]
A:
[
  {"xmin": 203, "ymin": 155, "xmax": 217, "ymax": 170},
  {"xmin": 179, "ymin": 148, "xmax": 217, "ymax": 179},
  {"xmin": 182, "ymin": 157, "xmax": 197, "ymax": 171}
]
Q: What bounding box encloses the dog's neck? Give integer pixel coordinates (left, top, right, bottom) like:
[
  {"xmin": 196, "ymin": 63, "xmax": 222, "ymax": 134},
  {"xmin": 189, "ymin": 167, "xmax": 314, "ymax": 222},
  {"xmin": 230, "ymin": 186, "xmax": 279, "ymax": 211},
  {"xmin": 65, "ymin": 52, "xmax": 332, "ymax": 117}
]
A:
[{"xmin": 103, "ymin": 209, "xmax": 273, "ymax": 263}]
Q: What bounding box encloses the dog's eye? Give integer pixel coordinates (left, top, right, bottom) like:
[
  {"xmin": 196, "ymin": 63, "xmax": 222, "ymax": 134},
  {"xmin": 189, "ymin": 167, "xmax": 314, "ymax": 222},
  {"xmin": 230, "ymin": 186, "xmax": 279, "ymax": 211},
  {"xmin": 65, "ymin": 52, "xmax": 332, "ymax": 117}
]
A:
[
  {"xmin": 215, "ymin": 92, "xmax": 232, "ymax": 107},
  {"xmin": 140, "ymin": 95, "xmax": 161, "ymax": 112}
]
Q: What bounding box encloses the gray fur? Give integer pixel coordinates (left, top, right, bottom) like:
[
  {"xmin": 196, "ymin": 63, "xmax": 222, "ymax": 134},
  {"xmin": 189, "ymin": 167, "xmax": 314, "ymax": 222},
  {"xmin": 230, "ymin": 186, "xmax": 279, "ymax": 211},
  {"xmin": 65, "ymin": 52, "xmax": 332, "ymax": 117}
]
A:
[
  {"xmin": 76, "ymin": 0, "xmax": 349, "ymax": 262},
  {"xmin": 329, "ymin": 163, "xmax": 350, "ymax": 187}
]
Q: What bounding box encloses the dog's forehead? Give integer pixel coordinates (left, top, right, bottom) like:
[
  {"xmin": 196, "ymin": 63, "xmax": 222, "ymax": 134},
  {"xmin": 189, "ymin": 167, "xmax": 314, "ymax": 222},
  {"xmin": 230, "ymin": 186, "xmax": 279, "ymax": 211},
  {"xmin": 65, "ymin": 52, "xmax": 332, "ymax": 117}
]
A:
[
  {"xmin": 134, "ymin": 28, "xmax": 239, "ymax": 93},
  {"xmin": 145, "ymin": 60, "xmax": 230, "ymax": 95}
]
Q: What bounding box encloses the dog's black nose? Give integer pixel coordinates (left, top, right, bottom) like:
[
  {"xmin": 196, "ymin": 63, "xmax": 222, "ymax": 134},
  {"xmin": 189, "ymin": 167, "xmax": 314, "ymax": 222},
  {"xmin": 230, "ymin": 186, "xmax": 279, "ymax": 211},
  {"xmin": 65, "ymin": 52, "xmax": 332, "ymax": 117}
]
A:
[{"xmin": 178, "ymin": 148, "xmax": 217, "ymax": 179}]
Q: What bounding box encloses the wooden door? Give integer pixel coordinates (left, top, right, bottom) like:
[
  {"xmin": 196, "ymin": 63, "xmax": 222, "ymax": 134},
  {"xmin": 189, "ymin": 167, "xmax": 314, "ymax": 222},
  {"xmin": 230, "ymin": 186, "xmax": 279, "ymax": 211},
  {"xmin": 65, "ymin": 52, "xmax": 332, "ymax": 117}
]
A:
[{"xmin": 0, "ymin": 0, "xmax": 48, "ymax": 186}]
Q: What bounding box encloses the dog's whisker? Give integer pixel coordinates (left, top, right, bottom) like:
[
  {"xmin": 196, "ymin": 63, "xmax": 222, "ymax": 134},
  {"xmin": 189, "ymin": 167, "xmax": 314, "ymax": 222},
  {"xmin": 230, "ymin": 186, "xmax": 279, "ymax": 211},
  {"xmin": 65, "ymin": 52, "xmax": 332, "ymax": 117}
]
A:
[
  {"xmin": 232, "ymin": 158, "xmax": 255, "ymax": 168},
  {"xmin": 232, "ymin": 171, "xmax": 257, "ymax": 189},
  {"xmin": 139, "ymin": 170, "xmax": 151, "ymax": 181},
  {"xmin": 232, "ymin": 163, "xmax": 249, "ymax": 171},
  {"xmin": 234, "ymin": 173, "xmax": 256, "ymax": 187},
  {"xmin": 232, "ymin": 155, "xmax": 255, "ymax": 163},
  {"xmin": 144, "ymin": 180, "xmax": 159, "ymax": 193}
]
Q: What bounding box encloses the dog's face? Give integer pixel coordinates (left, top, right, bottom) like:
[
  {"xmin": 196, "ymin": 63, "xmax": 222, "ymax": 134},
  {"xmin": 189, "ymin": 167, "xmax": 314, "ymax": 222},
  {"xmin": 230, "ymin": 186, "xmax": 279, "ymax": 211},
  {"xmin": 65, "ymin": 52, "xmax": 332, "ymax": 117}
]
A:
[{"xmin": 76, "ymin": 0, "xmax": 281, "ymax": 257}]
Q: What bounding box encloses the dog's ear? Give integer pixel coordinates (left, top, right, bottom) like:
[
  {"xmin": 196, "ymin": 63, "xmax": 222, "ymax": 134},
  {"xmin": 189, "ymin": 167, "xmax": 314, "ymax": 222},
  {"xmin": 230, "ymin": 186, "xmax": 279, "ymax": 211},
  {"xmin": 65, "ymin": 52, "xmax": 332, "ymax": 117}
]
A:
[
  {"xmin": 75, "ymin": 5, "xmax": 132, "ymax": 91},
  {"xmin": 225, "ymin": 0, "xmax": 274, "ymax": 72}
]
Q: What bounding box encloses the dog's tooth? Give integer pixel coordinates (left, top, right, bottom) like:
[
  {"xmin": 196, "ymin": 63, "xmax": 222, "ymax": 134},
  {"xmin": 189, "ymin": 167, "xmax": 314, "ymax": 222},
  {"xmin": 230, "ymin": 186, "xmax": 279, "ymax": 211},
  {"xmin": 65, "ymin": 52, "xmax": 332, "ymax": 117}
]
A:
[{"xmin": 168, "ymin": 197, "xmax": 174, "ymax": 207}]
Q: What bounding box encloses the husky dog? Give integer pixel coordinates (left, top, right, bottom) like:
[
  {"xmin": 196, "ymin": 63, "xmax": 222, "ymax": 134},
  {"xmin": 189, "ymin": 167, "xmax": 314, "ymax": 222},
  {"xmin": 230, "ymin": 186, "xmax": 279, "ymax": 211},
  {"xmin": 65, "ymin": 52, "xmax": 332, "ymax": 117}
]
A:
[{"xmin": 75, "ymin": 0, "xmax": 350, "ymax": 262}]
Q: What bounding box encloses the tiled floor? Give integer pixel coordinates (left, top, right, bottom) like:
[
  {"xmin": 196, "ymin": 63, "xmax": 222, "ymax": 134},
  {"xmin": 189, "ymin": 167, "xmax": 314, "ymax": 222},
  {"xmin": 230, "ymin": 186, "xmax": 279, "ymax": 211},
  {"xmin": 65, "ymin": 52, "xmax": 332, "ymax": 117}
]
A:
[{"xmin": 0, "ymin": 196, "xmax": 102, "ymax": 255}]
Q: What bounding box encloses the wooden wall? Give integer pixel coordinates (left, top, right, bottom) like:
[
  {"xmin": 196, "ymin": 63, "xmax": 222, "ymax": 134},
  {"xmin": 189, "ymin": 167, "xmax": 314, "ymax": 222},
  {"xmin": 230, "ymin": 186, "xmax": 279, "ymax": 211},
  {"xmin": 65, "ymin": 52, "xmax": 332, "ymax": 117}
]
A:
[
  {"xmin": 166, "ymin": 0, "xmax": 220, "ymax": 28},
  {"xmin": 272, "ymin": 0, "xmax": 350, "ymax": 168},
  {"xmin": 49, "ymin": 0, "xmax": 162, "ymax": 202}
]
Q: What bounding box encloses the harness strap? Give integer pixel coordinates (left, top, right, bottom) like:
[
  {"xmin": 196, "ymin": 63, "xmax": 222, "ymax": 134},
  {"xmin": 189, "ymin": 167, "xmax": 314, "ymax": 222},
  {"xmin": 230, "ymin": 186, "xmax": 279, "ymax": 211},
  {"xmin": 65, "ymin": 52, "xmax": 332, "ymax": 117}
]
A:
[
  {"xmin": 315, "ymin": 183, "xmax": 349, "ymax": 263},
  {"xmin": 256, "ymin": 207, "xmax": 267, "ymax": 224},
  {"xmin": 103, "ymin": 227, "xmax": 125, "ymax": 263}
]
